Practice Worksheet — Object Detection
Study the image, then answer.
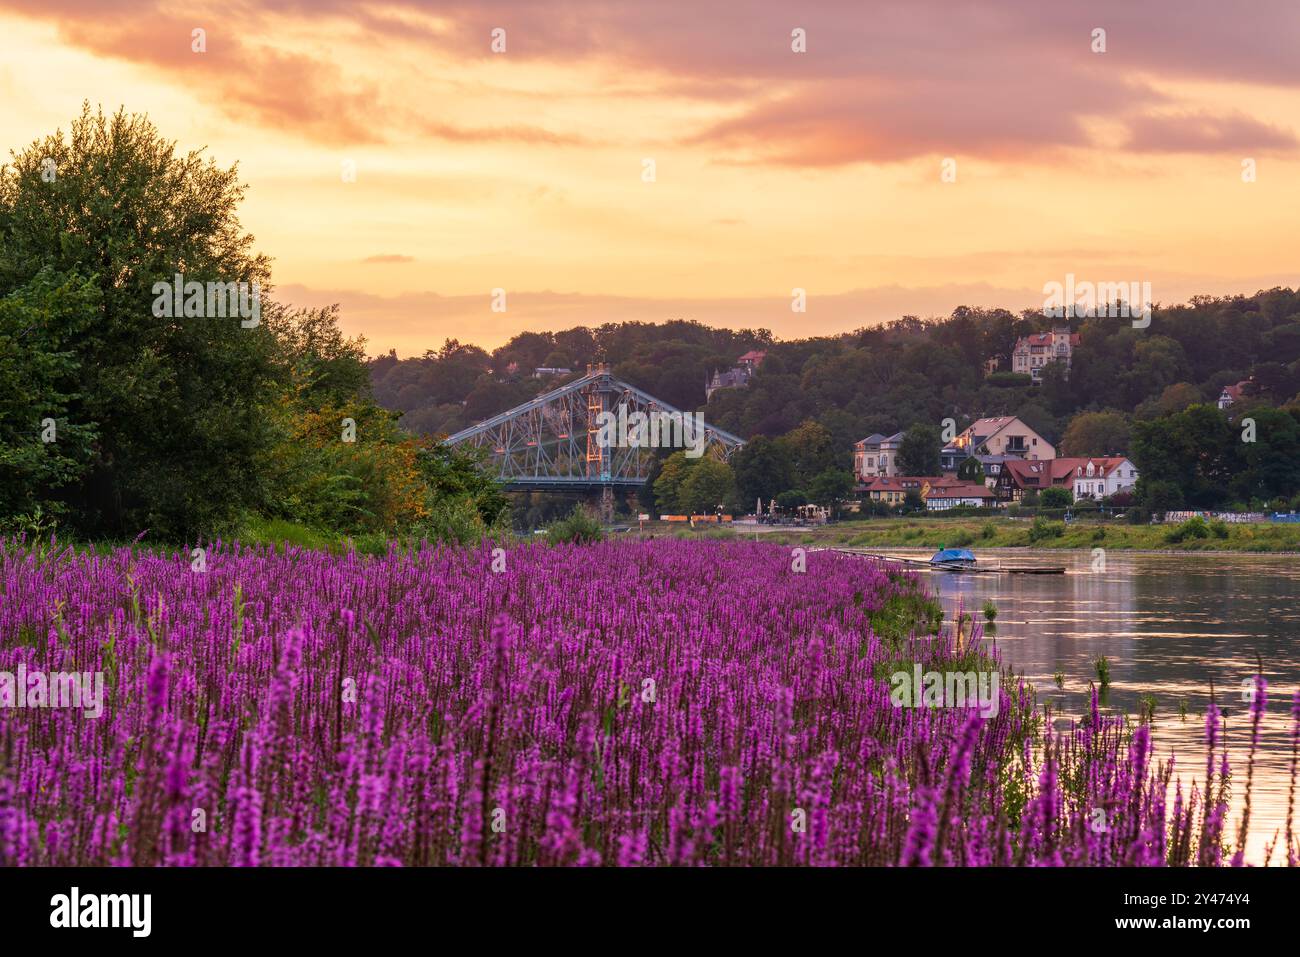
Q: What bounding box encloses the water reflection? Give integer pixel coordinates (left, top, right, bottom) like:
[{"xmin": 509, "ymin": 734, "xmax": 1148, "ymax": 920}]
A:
[{"xmin": 883, "ymin": 549, "xmax": 1300, "ymax": 865}]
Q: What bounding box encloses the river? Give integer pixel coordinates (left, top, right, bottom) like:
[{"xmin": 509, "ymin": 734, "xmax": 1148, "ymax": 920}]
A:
[{"xmin": 878, "ymin": 548, "xmax": 1300, "ymax": 865}]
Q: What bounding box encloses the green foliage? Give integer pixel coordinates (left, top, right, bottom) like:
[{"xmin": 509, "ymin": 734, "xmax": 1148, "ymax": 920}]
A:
[
  {"xmin": 1040, "ymin": 486, "xmax": 1073, "ymax": 508},
  {"xmin": 1, "ymin": 104, "xmax": 280, "ymax": 540},
  {"xmin": 1027, "ymin": 517, "xmax": 1065, "ymax": 543},
  {"xmin": 0, "ymin": 270, "xmax": 99, "ymax": 524},
  {"xmin": 546, "ymin": 506, "xmax": 603, "ymax": 545},
  {"xmin": 1060, "ymin": 410, "xmax": 1131, "ymax": 456},
  {"xmin": 956, "ymin": 456, "xmax": 984, "ymax": 482},
  {"xmin": 680, "ymin": 457, "xmax": 737, "ymax": 514},
  {"xmin": 731, "ymin": 434, "xmax": 795, "ymax": 505},
  {"xmin": 0, "ymin": 105, "xmax": 508, "ymax": 546},
  {"xmin": 775, "ymin": 489, "xmax": 808, "ymax": 509},
  {"xmin": 1164, "ymin": 516, "xmax": 1210, "ymax": 543},
  {"xmin": 806, "ymin": 467, "xmax": 854, "ymax": 512},
  {"xmin": 653, "ymin": 451, "xmax": 694, "ymax": 513},
  {"xmin": 867, "ymin": 591, "xmax": 943, "ymax": 646},
  {"xmin": 897, "ymin": 422, "xmax": 941, "ymax": 477}
]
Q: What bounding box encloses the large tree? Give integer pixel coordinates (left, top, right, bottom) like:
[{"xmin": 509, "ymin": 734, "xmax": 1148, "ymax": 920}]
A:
[
  {"xmin": 1060, "ymin": 411, "xmax": 1132, "ymax": 457},
  {"xmin": 897, "ymin": 423, "xmax": 941, "ymax": 476},
  {"xmin": 0, "ymin": 104, "xmax": 278, "ymax": 538}
]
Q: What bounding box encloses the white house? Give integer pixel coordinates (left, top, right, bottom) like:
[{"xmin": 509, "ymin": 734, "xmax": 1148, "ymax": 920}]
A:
[
  {"xmin": 853, "ymin": 431, "xmax": 905, "ymax": 479},
  {"xmin": 924, "ymin": 483, "xmax": 999, "ymax": 510},
  {"xmin": 1071, "ymin": 457, "xmax": 1138, "ymax": 500}
]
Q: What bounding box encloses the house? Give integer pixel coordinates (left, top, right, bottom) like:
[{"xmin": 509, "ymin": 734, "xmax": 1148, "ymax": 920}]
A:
[
  {"xmin": 1012, "ymin": 328, "xmax": 1080, "ymax": 382},
  {"xmin": 1071, "ymin": 457, "xmax": 1138, "ymax": 500},
  {"xmin": 705, "ymin": 351, "xmax": 766, "ymax": 401},
  {"xmin": 923, "ymin": 482, "xmax": 999, "ymax": 511},
  {"xmin": 939, "ymin": 444, "xmax": 968, "ymax": 473},
  {"xmin": 995, "ymin": 458, "xmax": 1079, "ymax": 500},
  {"xmin": 856, "ymin": 475, "xmax": 942, "ymax": 506},
  {"xmin": 533, "ymin": 366, "xmax": 572, "ymax": 378},
  {"xmin": 1217, "ymin": 380, "xmax": 1251, "ymax": 410},
  {"xmin": 972, "ymin": 454, "xmax": 1018, "ymax": 489},
  {"xmin": 853, "ymin": 432, "xmax": 905, "ymax": 479},
  {"xmin": 952, "ymin": 416, "xmax": 1055, "ymax": 460}
]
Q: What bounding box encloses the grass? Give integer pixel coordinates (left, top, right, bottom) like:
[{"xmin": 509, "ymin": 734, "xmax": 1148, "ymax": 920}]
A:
[
  {"xmin": 718, "ymin": 516, "xmax": 1300, "ymax": 552},
  {"xmin": 237, "ymin": 517, "xmax": 389, "ymax": 556}
]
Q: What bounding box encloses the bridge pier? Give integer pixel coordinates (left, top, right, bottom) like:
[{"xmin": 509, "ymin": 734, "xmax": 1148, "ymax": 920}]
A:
[{"xmin": 599, "ymin": 485, "xmax": 615, "ymax": 525}]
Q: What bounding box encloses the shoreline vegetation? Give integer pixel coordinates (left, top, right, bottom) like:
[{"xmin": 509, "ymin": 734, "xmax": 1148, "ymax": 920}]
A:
[
  {"xmin": 23, "ymin": 512, "xmax": 1300, "ymax": 558},
  {"xmin": 675, "ymin": 516, "xmax": 1300, "ymax": 553}
]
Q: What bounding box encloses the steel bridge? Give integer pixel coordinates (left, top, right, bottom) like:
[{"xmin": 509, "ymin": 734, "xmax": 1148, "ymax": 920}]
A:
[{"xmin": 444, "ymin": 365, "xmax": 745, "ymax": 512}]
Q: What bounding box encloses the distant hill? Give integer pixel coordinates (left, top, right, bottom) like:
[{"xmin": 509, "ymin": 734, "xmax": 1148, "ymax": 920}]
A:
[{"xmin": 371, "ymin": 291, "xmax": 1300, "ymax": 457}]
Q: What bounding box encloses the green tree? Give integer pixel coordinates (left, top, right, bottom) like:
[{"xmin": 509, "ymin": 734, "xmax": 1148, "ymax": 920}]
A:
[
  {"xmin": 678, "ymin": 457, "xmax": 736, "ymax": 514},
  {"xmin": 1060, "ymin": 411, "xmax": 1131, "ymax": 456},
  {"xmin": 731, "ymin": 434, "xmax": 795, "ymax": 507},
  {"xmin": 897, "ymin": 423, "xmax": 941, "ymax": 476},
  {"xmin": 1131, "ymin": 404, "xmax": 1233, "ymax": 508},
  {"xmin": 652, "ymin": 451, "xmax": 695, "ymax": 513},
  {"xmin": 1040, "ymin": 486, "xmax": 1073, "ymax": 508},
  {"xmin": 0, "ymin": 271, "xmax": 100, "ymax": 526},
  {"xmin": 956, "ymin": 456, "xmax": 985, "ymax": 483},
  {"xmin": 783, "ymin": 419, "xmax": 839, "ymax": 486},
  {"xmin": 806, "ymin": 468, "xmax": 854, "ymax": 517},
  {"xmin": 0, "ymin": 104, "xmax": 279, "ymax": 539}
]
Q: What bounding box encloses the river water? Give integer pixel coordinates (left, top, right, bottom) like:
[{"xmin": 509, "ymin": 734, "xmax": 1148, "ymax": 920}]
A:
[{"xmin": 877, "ymin": 548, "xmax": 1300, "ymax": 865}]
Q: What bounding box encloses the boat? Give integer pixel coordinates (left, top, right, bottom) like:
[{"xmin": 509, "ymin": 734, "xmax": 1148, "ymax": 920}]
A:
[
  {"xmin": 832, "ymin": 547, "xmax": 1065, "ymax": 575},
  {"xmin": 930, "ymin": 547, "xmax": 977, "ymax": 566}
]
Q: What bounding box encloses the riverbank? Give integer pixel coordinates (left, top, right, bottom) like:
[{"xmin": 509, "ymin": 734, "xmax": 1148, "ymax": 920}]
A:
[{"xmin": 682, "ymin": 516, "xmax": 1300, "ymax": 552}]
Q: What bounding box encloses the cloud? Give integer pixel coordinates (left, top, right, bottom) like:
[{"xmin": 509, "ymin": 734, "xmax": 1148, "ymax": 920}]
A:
[
  {"xmin": 4, "ymin": 0, "xmax": 1299, "ymax": 161},
  {"xmin": 278, "ymin": 270, "xmax": 1300, "ymax": 356},
  {"xmin": 361, "ymin": 254, "xmax": 416, "ymax": 264},
  {"xmin": 1123, "ymin": 111, "xmax": 1299, "ymax": 154}
]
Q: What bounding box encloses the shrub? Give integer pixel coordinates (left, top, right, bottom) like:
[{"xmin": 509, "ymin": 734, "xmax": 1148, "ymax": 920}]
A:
[
  {"xmin": 546, "ymin": 506, "xmax": 604, "ymax": 545},
  {"xmin": 1027, "ymin": 517, "xmax": 1065, "ymax": 543},
  {"xmin": 1165, "ymin": 516, "xmax": 1210, "ymax": 544},
  {"xmin": 1040, "ymin": 486, "xmax": 1073, "ymax": 508}
]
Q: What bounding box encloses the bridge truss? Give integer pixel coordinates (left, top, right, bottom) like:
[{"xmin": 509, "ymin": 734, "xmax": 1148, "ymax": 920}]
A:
[{"xmin": 443, "ymin": 365, "xmax": 745, "ymax": 498}]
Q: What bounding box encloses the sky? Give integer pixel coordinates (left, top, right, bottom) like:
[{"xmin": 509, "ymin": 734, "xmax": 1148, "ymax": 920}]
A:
[{"xmin": 2, "ymin": 0, "xmax": 1298, "ymax": 355}]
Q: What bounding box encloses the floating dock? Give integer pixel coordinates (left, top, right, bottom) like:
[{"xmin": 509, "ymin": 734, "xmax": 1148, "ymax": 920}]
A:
[{"xmin": 833, "ymin": 548, "xmax": 1066, "ymax": 575}]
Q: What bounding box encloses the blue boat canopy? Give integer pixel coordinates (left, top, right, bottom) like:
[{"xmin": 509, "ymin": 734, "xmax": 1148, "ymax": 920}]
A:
[{"xmin": 930, "ymin": 548, "xmax": 976, "ymax": 564}]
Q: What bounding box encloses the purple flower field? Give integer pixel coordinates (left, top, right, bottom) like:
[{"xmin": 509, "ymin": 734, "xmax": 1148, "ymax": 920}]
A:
[{"xmin": 0, "ymin": 539, "xmax": 1293, "ymax": 866}]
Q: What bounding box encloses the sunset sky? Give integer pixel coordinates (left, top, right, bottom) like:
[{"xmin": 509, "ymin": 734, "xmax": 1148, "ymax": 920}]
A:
[{"xmin": 2, "ymin": 0, "xmax": 1298, "ymax": 354}]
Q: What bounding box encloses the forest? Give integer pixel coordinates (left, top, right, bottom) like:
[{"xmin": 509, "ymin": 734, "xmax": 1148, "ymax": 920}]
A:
[{"xmin": 372, "ymin": 292, "xmax": 1300, "ymax": 514}]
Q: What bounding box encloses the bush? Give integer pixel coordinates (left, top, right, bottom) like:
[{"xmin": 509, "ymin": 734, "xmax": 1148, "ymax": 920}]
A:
[
  {"xmin": 1209, "ymin": 520, "xmax": 1229, "ymax": 539},
  {"xmin": 546, "ymin": 506, "xmax": 604, "ymax": 545},
  {"xmin": 1165, "ymin": 516, "xmax": 1210, "ymax": 544},
  {"xmin": 1027, "ymin": 516, "xmax": 1065, "ymax": 543},
  {"xmin": 1040, "ymin": 486, "xmax": 1073, "ymax": 508}
]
